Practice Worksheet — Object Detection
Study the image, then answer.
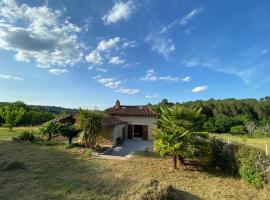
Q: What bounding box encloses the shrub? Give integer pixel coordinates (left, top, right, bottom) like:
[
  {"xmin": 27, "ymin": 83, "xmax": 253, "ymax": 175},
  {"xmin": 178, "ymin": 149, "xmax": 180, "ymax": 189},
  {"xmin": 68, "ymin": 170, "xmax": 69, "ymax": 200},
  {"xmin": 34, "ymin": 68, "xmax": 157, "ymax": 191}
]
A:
[
  {"xmin": 13, "ymin": 131, "xmax": 35, "ymax": 142},
  {"xmin": 210, "ymin": 138, "xmax": 270, "ymax": 188},
  {"xmin": 58, "ymin": 123, "xmax": 80, "ymax": 144},
  {"xmin": 237, "ymin": 145, "xmax": 265, "ymax": 188},
  {"xmin": 39, "ymin": 121, "xmax": 61, "ymax": 140},
  {"xmin": 230, "ymin": 125, "xmax": 247, "ymax": 135},
  {"xmin": 209, "ymin": 138, "xmax": 238, "ymax": 174},
  {"xmin": 85, "ymin": 149, "xmax": 92, "ymax": 157}
]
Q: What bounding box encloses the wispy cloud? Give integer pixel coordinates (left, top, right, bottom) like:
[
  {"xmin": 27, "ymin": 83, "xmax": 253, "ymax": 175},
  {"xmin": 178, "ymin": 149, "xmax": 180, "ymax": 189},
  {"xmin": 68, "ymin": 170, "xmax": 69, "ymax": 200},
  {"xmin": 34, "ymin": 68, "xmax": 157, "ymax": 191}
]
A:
[
  {"xmin": 0, "ymin": 74, "xmax": 23, "ymax": 81},
  {"xmin": 0, "ymin": 0, "xmax": 84, "ymax": 68},
  {"xmin": 140, "ymin": 69, "xmax": 189, "ymax": 82},
  {"xmin": 182, "ymin": 76, "xmax": 191, "ymax": 82},
  {"xmin": 145, "ymin": 34, "xmax": 175, "ymax": 59},
  {"xmin": 95, "ymin": 76, "xmax": 139, "ymax": 95},
  {"xmin": 192, "ymin": 85, "xmax": 208, "ymax": 93},
  {"xmin": 48, "ymin": 69, "xmax": 68, "ymax": 75},
  {"xmin": 98, "ymin": 78, "xmax": 121, "ymax": 89},
  {"xmin": 179, "ymin": 7, "xmax": 203, "ymax": 25},
  {"xmin": 145, "ymin": 93, "xmax": 157, "ymax": 99},
  {"xmin": 102, "ymin": 1, "xmax": 136, "ymax": 25},
  {"xmin": 109, "ymin": 56, "xmax": 125, "ymax": 65},
  {"xmin": 85, "ymin": 37, "xmax": 134, "ymax": 67},
  {"xmin": 117, "ymin": 88, "xmax": 139, "ymax": 95}
]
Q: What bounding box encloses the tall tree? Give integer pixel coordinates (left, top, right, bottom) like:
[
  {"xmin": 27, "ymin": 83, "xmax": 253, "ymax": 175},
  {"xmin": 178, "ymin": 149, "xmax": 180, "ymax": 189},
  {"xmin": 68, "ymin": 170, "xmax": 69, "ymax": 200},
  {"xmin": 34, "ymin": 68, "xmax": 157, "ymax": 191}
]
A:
[
  {"xmin": 0, "ymin": 105, "xmax": 25, "ymax": 131},
  {"xmin": 76, "ymin": 109, "xmax": 103, "ymax": 149},
  {"xmin": 154, "ymin": 105, "xmax": 210, "ymax": 169}
]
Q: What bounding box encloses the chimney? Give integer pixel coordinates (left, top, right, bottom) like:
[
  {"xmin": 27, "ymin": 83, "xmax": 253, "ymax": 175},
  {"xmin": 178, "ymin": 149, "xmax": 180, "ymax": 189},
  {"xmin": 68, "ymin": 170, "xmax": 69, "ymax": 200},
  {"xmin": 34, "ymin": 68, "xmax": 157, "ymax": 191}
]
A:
[{"xmin": 115, "ymin": 100, "xmax": 121, "ymax": 109}]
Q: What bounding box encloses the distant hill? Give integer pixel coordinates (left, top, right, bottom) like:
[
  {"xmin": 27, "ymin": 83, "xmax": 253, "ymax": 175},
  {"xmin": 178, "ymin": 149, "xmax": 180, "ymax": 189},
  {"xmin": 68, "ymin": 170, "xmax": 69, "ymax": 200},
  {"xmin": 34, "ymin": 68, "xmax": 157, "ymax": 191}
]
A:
[{"xmin": 0, "ymin": 102, "xmax": 78, "ymax": 115}]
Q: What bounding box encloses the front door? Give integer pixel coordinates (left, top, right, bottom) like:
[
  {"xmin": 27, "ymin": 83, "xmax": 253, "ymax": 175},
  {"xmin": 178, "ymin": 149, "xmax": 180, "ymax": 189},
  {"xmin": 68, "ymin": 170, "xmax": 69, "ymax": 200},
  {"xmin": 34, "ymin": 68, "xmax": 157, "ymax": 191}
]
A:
[
  {"xmin": 128, "ymin": 125, "xmax": 133, "ymax": 139},
  {"xmin": 142, "ymin": 125, "xmax": 148, "ymax": 140}
]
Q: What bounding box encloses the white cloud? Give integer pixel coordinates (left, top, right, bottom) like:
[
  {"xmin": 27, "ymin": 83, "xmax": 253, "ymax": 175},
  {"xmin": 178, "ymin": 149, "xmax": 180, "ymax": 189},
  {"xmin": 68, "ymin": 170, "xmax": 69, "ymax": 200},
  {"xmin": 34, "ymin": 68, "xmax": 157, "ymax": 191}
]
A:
[
  {"xmin": 86, "ymin": 37, "xmax": 135, "ymax": 67},
  {"xmin": 0, "ymin": 73, "xmax": 23, "ymax": 81},
  {"xmin": 182, "ymin": 76, "xmax": 191, "ymax": 82},
  {"xmin": 261, "ymin": 49, "xmax": 268, "ymax": 54},
  {"xmin": 109, "ymin": 56, "xmax": 125, "ymax": 65},
  {"xmin": 0, "ymin": 0, "xmax": 84, "ymax": 68},
  {"xmin": 85, "ymin": 51, "xmax": 103, "ymax": 65},
  {"xmin": 183, "ymin": 59, "xmax": 199, "ymax": 67},
  {"xmin": 102, "ymin": 1, "xmax": 136, "ymax": 25},
  {"xmin": 98, "ymin": 78, "xmax": 121, "ymax": 89},
  {"xmin": 146, "ymin": 34, "xmax": 175, "ymax": 59},
  {"xmin": 140, "ymin": 69, "xmax": 182, "ymax": 82},
  {"xmin": 96, "ymin": 67, "xmax": 107, "ymax": 72},
  {"xmin": 179, "ymin": 7, "xmax": 203, "ymax": 25},
  {"xmin": 192, "ymin": 85, "xmax": 208, "ymax": 93},
  {"xmin": 122, "ymin": 40, "xmax": 137, "ymax": 48},
  {"xmin": 117, "ymin": 88, "xmax": 139, "ymax": 95},
  {"xmin": 159, "ymin": 76, "xmax": 179, "ymax": 81},
  {"xmin": 145, "ymin": 94, "xmax": 157, "ymax": 99},
  {"xmin": 97, "ymin": 37, "xmax": 120, "ymax": 52},
  {"xmin": 48, "ymin": 68, "xmax": 68, "ymax": 75},
  {"xmin": 140, "ymin": 69, "xmax": 158, "ymax": 81}
]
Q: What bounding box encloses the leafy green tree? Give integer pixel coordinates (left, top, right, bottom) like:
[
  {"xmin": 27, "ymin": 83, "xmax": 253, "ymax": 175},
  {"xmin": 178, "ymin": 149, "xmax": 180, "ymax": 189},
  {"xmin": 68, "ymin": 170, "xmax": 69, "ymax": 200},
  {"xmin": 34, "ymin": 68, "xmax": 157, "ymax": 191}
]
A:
[
  {"xmin": 0, "ymin": 105, "xmax": 25, "ymax": 131},
  {"xmin": 76, "ymin": 109, "xmax": 103, "ymax": 149},
  {"xmin": 40, "ymin": 121, "xmax": 61, "ymax": 140},
  {"xmin": 58, "ymin": 123, "xmax": 80, "ymax": 144},
  {"xmin": 154, "ymin": 105, "xmax": 210, "ymax": 169}
]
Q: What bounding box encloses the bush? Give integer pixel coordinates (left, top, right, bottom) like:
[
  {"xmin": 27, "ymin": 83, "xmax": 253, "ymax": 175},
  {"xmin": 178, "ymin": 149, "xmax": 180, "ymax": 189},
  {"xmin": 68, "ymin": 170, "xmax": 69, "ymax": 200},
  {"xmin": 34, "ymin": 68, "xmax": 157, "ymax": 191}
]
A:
[
  {"xmin": 230, "ymin": 125, "xmax": 247, "ymax": 135},
  {"xmin": 85, "ymin": 149, "xmax": 92, "ymax": 157},
  {"xmin": 13, "ymin": 131, "xmax": 35, "ymax": 142},
  {"xmin": 237, "ymin": 145, "xmax": 265, "ymax": 188},
  {"xmin": 209, "ymin": 138, "xmax": 238, "ymax": 174},
  {"xmin": 58, "ymin": 123, "xmax": 79, "ymax": 144},
  {"xmin": 39, "ymin": 121, "xmax": 61, "ymax": 140},
  {"xmin": 210, "ymin": 138, "xmax": 270, "ymax": 188}
]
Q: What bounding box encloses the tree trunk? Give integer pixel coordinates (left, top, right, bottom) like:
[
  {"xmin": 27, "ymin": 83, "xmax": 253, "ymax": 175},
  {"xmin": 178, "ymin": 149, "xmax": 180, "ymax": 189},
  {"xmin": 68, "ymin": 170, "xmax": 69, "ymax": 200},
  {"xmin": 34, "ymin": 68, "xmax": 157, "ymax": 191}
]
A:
[
  {"xmin": 48, "ymin": 133, "xmax": 51, "ymax": 141},
  {"xmin": 178, "ymin": 155, "xmax": 185, "ymax": 166},
  {"xmin": 9, "ymin": 126, "xmax": 12, "ymax": 132},
  {"xmin": 173, "ymin": 156, "xmax": 177, "ymax": 169}
]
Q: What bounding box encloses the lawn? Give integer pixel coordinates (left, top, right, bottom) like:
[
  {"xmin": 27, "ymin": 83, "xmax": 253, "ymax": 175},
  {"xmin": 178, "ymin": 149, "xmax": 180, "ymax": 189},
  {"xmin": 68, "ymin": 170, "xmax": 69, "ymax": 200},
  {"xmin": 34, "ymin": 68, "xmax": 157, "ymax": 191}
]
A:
[
  {"xmin": 0, "ymin": 127, "xmax": 39, "ymax": 140},
  {"xmin": 210, "ymin": 133, "xmax": 270, "ymax": 152},
  {"xmin": 0, "ymin": 141, "xmax": 269, "ymax": 200}
]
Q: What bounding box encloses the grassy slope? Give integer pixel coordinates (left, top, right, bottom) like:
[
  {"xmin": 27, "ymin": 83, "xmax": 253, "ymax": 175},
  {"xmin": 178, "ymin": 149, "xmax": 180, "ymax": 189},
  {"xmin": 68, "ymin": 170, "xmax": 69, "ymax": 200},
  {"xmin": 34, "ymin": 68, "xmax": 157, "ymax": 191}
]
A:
[
  {"xmin": 0, "ymin": 127, "xmax": 39, "ymax": 140},
  {"xmin": 0, "ymin": 141, "xmax": 269, "ymax": 200},
  {"xmin": 211, "ymin": 133, "xmax": 270, "ymax": 151}
]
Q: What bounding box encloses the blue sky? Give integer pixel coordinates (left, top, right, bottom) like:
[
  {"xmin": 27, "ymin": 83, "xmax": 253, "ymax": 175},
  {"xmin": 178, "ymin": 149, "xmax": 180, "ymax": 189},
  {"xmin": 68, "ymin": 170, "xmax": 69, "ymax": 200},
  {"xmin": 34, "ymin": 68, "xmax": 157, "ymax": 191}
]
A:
[{"xmin": 0, "ymin": 0, "xmax": 270, "ymax": 109}]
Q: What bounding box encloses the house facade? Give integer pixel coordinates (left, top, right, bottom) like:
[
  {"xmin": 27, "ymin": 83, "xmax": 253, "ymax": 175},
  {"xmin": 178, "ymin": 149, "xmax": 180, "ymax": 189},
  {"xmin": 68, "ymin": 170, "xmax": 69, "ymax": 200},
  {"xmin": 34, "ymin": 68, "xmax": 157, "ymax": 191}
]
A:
[
  {"xmin": 52, "ymin": 100, "xmax": 157, "ymax": 145},
  {"xmin": 106, "ymin": 100, "xmax": 157, "ymax": 143}
]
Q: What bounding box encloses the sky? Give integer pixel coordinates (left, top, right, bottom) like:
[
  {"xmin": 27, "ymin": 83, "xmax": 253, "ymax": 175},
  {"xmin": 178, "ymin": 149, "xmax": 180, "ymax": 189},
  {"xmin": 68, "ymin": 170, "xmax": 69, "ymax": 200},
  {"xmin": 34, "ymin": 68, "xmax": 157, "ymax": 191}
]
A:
[{"xmin": 0, "ymin": 0, "xmax": 270, "ymax": 109}]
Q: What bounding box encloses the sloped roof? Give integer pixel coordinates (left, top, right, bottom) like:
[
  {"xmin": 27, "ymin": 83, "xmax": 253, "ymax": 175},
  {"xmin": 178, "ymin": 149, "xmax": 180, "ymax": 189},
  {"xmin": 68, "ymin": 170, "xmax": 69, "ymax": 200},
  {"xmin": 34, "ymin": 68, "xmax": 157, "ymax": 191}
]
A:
[
  {"xmin": 108, "ymin": 105, "xmax": 157, "ymax": 117},
  {"xmin": 101, "ymin": 116, "xmax": 127, "ymax": 127}
]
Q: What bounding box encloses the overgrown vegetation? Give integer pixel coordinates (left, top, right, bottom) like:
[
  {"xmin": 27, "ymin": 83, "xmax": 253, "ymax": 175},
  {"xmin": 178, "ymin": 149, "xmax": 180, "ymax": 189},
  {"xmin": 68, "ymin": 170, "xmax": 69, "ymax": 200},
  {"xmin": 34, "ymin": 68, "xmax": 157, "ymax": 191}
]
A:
[
  {"xmin": 149, "ymin": 97, "xmax": 270, "ymax": 136},
  {"xmin": 210, "ymin": 138, "xmax": 270, "ymax": 188}
]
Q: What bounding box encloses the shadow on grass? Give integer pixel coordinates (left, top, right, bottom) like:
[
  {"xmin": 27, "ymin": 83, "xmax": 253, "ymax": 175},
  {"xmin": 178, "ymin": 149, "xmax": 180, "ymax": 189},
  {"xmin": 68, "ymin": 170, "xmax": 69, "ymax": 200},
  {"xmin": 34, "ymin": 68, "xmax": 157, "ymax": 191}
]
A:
[{"xmin": 0, "ymin": 140, "xmax": 132, "ymax": 200}]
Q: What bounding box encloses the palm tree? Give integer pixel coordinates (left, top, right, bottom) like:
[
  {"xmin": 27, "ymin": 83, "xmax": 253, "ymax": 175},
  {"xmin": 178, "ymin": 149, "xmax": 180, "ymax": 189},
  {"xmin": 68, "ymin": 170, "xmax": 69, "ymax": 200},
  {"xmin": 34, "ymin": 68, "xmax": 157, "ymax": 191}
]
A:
[
  {"xmin": 154, "ymin": 105, "xmax": 210, "ymax": 169},
  {"xmin": 76, "ymin": 109, "xmax": 103, "ymax": 149}
]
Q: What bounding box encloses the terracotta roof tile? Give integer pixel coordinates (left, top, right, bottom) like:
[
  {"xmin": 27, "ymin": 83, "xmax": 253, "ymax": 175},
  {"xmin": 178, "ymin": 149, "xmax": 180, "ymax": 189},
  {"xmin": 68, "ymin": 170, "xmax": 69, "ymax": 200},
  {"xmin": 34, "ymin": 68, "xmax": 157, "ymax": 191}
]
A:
[
  {"xmin": 108, "ymin": 105, "xmax": 157, "ymax": 117},
  {"xmin": 102, "ymin": 116, "xmax": 127, "ymax": 127}
]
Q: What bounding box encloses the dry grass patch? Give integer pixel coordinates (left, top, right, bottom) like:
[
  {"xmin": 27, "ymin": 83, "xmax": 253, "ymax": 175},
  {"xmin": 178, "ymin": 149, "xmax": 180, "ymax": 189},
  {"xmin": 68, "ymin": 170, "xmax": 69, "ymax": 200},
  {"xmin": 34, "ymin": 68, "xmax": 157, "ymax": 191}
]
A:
[{"xmin": 0, "ymin": 141, "xmax": 269, "ymax": 200}]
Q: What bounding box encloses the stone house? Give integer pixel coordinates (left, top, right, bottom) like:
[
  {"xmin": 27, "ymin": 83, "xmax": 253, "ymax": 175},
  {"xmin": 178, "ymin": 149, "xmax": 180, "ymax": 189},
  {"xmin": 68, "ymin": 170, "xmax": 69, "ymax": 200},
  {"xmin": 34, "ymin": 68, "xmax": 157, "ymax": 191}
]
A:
[
  {"xmin": 52, "ymin": 100, "xmax": 157, "ymax": 145},
  {"xmin": 103, "ymin": 100, "xmax": 157, "ymax": 144}
]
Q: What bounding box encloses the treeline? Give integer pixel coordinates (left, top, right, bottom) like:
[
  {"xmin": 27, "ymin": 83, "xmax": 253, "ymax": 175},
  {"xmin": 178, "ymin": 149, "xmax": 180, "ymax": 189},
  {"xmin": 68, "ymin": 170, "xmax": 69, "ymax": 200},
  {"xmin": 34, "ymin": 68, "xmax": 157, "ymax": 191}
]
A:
[
  {"xmin": 149, "ymin": 97, "xmax": 270, "ymax": 135},
  {"xmin": 0, "ymin": 101, "xmax": 78, "ymax": 126}
]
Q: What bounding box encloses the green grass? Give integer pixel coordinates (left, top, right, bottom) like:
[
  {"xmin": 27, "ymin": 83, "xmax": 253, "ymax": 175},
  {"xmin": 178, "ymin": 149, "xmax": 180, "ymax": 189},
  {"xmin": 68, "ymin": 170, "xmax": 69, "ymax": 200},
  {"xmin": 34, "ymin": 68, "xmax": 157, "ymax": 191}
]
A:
[
  {"xmin": 0, "ymin": 141, "xmax": 269, "ymax": 200},
  {"xmin": 210, "ymin": 133, "xmax": 270, "ymax": 151},
  {"xmin": 0, "ymin": 127, "xmax": 39, "ymax": 140}
]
